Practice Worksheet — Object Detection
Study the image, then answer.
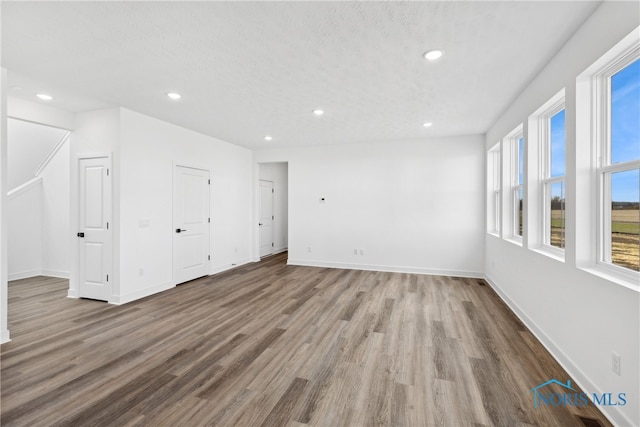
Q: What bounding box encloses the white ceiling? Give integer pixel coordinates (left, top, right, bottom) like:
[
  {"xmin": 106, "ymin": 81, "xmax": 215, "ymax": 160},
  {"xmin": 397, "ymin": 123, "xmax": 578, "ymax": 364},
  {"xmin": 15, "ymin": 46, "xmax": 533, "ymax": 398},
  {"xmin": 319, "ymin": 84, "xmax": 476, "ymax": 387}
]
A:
[{"xmin": 2, "ymin": 1, "xmax": 601, "ymax": 150}]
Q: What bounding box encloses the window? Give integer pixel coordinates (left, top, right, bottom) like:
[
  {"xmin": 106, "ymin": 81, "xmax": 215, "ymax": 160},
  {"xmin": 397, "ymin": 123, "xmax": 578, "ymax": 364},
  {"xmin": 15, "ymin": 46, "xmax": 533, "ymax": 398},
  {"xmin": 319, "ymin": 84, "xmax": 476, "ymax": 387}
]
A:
[
  {"xmin": 598, "ymin": 58, "xmax": 640, "ymax": 273},
  {"xmin": 528, "ymin": 89, "xmax": 565, "ymax": 258},
  {"xmin": 515, "ymin": 135, "xmax": 524, "ymax": 238},
  {"xmin": 503, "ymin": 125, "xmax": 524, "ymax": 243},
  {"xmin": 576, "ymin": 28, "xmax": 639, "ymax": 288},
  {"xmin": 487, "ymin": 143, "xmax": 501, "ymax": 235},
  {"xmin": 544, "ymin": 108, "xmax": 566, "ymax": 251}
]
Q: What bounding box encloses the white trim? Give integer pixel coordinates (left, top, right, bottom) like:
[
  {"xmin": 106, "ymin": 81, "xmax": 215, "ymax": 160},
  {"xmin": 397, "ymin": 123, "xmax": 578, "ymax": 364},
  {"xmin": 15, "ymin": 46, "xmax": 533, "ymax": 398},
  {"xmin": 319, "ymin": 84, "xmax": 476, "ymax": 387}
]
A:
[
  {"xmin": 34, "ymin": 131, "xmax": 70, "ymax": 176},
  {"xmin": 7, "ymin": 176, "xmax": 42, "ymax": 199},
  {"xmin": 0, "ymin": 329, "xmax": 10, "ymax": 344},
  {"xmin": 484, "ymin": 273, "xmax": 633, "ymax": 427},
  {"xmin": 287, "ymin": 258, "xmax": 483, "ymax": 278},
  {"xmin": 41, "ymin": 270, "xmax": 70, "ymax": 279},
  {"xmin": 209, "ymin": 258, "xmax": 253, "ymax": 275},
  {"xmin": 8, "ymin": 270, "xmax": 42, "ymax": 281},
  {"xmin": 110, "ymin": 280, "xmax": 175, "ymax": 305},
  {"xmin": 502, "ymin": 125, "xmax": 524, "ymax": 244},
  {"xmin": 8, "ymin": 269, "xmax": 70, "ymax": 281}
]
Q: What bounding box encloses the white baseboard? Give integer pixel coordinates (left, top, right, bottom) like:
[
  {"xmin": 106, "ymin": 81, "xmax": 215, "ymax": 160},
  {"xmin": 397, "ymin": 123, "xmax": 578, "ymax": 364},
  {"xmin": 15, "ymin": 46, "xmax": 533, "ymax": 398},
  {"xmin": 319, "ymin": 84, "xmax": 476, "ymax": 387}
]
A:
[
  {"xmin": 287, "ymin": 259, "xmax": 482, "ymax": 278},
  {"xmin": 210, "ymin": 258, "xmax": 253, "ymax": 275},
  {"xmin": 41, "ymin": 270, "xmax": 70, "ymax": 279},
  {"xmin": 9, "ymin": 269, "xmax": 70, "ymax": 281},
  {"xmin": 0, "ymin": 329, "xmax": 10, "ymax": 344},
  {"xmin": 110, "ymin": 281, "xmax": 175, "ymax": 305},
  {"xmin": 484, "ymin": 273, "xmax": 635, "ymax": 427},
  {"xmin": 8, "ymin": 270, "xmax": 42, "ymax": 281}
]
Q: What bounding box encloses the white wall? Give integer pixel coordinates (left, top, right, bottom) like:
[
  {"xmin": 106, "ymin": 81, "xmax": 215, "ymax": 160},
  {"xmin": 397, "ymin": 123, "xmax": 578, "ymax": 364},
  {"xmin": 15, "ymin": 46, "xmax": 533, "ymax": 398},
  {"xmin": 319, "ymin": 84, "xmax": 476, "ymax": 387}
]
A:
[
  {"xmin": 8, "ymin": 96, "xmax": 75, "ymax": 131},
  {"xmin": 6, "ymin": 121, "xmax": 71, "ymax": 280},
  {"xmin": 7, "ymin": 182, "xmax": 43, "ymax": 279},
  {"xmin": 7, "ymin": 119, "xmax": 66, "ymax": 190},
  {"xmin": 255, "ymin": 135, "xmax": 485, "ymax": 276},
  {"xmin": 259, "ymin": 162, "xmax": 288, "ymax": 254},
  {"xmin": 485, "ymin": 2, "xmax": 639, "ymax": 426},
  {"xmin": 118, "ymin": 108, "xmax": 253, "ymax": 303},
  {"xmin": 1, "ymin": 68, "xmax": 9, "ymax": 343},
  {"xmin": 41, "ymin": 138, "xmax": 70, "ymax": 277}
]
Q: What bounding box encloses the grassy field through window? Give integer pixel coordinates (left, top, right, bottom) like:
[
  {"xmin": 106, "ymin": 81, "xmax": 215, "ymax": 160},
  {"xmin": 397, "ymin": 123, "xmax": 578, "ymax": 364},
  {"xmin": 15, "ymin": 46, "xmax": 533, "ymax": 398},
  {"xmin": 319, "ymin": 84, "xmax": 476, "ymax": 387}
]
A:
[{"xmin": 611, "ymin": 207, "xmax": 640, "ymax": 271}]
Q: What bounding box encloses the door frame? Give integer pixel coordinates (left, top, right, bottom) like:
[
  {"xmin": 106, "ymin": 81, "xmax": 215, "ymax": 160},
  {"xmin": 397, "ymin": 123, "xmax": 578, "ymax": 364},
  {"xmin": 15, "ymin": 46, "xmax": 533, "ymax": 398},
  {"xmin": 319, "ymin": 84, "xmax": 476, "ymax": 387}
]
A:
[
  {"xmin": 254, "ymin": 162, "xmax": 289, "ymax": 262},
  {"xmin": 259, "ymin": 179, "xmax": 274, "ymax": 258},
  {"xmin": 172, "ymin": 163, "xmax": 211, "ymax": 285},
  {"xmin": 69, "ymin": 153, "xmax": 113, "ymax": 301}
]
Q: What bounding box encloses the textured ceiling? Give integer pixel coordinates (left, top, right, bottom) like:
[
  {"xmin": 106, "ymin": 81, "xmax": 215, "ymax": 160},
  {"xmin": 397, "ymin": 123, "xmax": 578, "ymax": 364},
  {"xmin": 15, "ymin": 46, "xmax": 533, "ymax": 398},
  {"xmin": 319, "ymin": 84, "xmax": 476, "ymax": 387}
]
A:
[{"xmin": 2, "ymin": 1, "xmax": 601, "ymax": 149}]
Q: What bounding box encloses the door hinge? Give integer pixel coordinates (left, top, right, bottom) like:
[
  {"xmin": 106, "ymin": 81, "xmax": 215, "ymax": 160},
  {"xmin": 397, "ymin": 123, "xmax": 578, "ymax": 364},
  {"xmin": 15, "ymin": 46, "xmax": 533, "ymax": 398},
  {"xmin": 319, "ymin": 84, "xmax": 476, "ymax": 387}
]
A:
[
  {"xmin": 208, "ymin": 217, "xmax": 210, "ymax": 223},
  {"xmin": 272, "ymin": 215, "xmax": 274, "ymax": 220},
  {"xmin": 106, "ymin": 222, "xmax": 109, "ymax": 230},
  {"xmin": 272, "ymin": 242, "xmax": 274, "ymax": 247},
  {"xmin": 208, "ymin": 255, "xmax": 211, "ymax": 260},
  {"xmin": 107, "ymin": 168, "xmax": 110, "ymax": 176},
  {"xmin": 272, "ymin": 188, "xmax": 274, "ymax": 193},
  {"xmin": 106, "ymin": 274, "xmax": 109, "ymax": 282},
  {"xmin": 208, "ymin": 179, "xmax": 211, "ymax": 185}
]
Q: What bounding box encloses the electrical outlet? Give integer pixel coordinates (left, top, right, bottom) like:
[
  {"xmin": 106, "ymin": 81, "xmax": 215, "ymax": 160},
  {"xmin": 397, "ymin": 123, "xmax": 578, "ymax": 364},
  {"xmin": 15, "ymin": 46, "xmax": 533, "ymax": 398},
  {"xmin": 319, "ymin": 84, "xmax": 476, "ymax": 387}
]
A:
[
  {"xmin": 354, "ymin": 249, "xmax": 358, "ymax": 255},
  {"xmin": 612, "ymin": 352, "xmax": 621, "ymax": 376},
  {"xmin": 307, "ymin": 247, "xmax": 312, "ymax": 253},
  {"xmin": 359, "ymin": 249, "xmax": 364, "ymax": 256}
]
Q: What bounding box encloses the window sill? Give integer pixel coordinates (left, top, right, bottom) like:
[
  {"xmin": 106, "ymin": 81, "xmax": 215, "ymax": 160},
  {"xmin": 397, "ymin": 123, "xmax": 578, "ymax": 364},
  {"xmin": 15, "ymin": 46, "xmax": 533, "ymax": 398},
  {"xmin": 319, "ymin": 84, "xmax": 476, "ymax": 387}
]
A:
[
  {"xmin": 531, "ymin": 246, "xmax": 565, "ymax": 263},
  {"xmin": 504, "ymin": 236, "xmax": 523, "ymax": 247},
  {"xmin": 579, "ymin": 265, "xmax": 640, "ymax": 293}
]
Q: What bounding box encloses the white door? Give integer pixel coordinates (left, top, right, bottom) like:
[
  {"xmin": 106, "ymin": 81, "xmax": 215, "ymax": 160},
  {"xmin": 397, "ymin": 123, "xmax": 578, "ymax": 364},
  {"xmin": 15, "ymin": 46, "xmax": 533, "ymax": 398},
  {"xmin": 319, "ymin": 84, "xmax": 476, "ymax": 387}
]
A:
[
  {"xmin": 259, "ymin": 180, "xmax": 274, "ymax": 257},
  {"xmin": 174, "ymin": 166, "xmax": 210, "ymax": 285},
  {"xmin": 78, "ymin": 157, "xmax": 112, "ymax": 301}
]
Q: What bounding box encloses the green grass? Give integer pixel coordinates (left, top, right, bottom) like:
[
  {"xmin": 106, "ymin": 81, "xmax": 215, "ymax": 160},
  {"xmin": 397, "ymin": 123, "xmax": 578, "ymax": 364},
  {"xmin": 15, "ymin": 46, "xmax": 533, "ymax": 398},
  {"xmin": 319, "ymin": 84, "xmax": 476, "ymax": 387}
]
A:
[
  {"xmin": 550, "ymin": 220, "xmax": 638, "ymax": 234},
  {"xmin": 612, "ymin": 222, "xmax": 640, "ymax": 234}
]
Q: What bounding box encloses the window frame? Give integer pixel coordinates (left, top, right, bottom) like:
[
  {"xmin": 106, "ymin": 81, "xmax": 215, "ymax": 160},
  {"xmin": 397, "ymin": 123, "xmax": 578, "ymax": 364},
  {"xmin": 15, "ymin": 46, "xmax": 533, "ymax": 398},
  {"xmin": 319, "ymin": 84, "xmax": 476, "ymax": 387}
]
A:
[
  {"xmin": 541, "ymin": 100, "xmax": 566, "ymax": 256},
  {"xmin": 592, "ymin": 42, "xmax": 640, "ymax": 281},
  {"xmin": 503, "ymin": 125, "xmax": 524, "ymax": 245},
  {"xmin": 487, "ymin": 143, "xmax": 501, "ymax": 236}
]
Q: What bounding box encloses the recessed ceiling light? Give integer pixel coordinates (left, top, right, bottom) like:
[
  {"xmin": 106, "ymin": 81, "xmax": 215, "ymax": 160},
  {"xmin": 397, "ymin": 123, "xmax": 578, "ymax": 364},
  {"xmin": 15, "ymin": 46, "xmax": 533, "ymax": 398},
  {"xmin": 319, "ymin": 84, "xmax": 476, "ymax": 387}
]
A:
[
  {"xmin": 36, "ymin": 93, "xmax": 53, "ymax": 101},
  {"xmin": 423, "ymin": 50, "xmax": 443, "ymax": 61},
  {"xmin": 166, "ymin": 92, "xmax": 181, "ymax": 100},
  {"xmin": 422, "ymin": 122, "xmax": 433, "ymax": 128},
  {"xmin": 313, "ymin": 109, "xmax": 324, "ymax": 116},
  {"xmin": 264, "ymin": 136, "xmax": 273, "ymax": 141}
]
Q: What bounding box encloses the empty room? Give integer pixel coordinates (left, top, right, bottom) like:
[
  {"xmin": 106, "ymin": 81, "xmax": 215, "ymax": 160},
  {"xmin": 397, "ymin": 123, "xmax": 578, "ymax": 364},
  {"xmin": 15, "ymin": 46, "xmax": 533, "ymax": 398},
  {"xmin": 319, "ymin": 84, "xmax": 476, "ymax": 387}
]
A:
[{"xmin": 0, "ymin": 1, "xmax": 638, "ymax": 426}]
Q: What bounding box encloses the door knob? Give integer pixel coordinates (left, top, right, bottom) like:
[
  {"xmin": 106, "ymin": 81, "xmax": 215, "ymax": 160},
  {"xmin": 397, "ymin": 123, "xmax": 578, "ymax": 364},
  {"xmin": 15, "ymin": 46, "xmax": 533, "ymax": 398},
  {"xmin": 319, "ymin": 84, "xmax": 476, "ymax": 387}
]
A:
[
  {"xmin": 176, "ymin": 228, "xmax": 187, "ymax": 233},
  {"xmin": 259, "ymin": 223, "xmax": 263, "ymax": 226},
  {"xmin": 77, "ymin": 232, "xmax": 85, "ymax": 238}
]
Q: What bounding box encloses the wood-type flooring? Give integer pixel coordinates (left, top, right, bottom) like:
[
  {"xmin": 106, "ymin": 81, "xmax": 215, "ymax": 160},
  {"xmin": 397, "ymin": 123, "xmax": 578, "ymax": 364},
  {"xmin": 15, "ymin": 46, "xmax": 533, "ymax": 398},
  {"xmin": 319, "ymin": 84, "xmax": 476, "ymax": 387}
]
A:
[{"xmin": 1, "ymin": 253, "xmax": 612, "ymax": 426}]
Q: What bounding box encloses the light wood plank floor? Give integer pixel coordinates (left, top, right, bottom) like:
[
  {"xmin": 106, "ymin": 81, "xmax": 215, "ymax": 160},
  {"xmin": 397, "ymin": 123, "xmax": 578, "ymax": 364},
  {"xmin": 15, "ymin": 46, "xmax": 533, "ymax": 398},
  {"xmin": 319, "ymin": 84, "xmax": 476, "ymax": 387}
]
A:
[{"xmin": 1, "ymin": 253, "xmax": 611, "ymax": 426}]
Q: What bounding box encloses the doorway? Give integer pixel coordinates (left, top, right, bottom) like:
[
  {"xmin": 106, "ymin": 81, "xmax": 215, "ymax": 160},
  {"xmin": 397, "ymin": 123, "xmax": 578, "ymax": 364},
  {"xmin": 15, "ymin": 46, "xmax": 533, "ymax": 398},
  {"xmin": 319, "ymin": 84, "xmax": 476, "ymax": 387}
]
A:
[
  {"xmin": 258, "ymin": 162, "xmax": 288, "ymax": 259},
  {"xmin": 173, "ymin": 165, "xmax": 210, "ymax": 285},
  {"xmin": 259, "ymin": 180, "xmax": 274, "ymax": 257},
  {"xmin": 7, "ymin": 118, "xmax": 70, "ymax": 281}
]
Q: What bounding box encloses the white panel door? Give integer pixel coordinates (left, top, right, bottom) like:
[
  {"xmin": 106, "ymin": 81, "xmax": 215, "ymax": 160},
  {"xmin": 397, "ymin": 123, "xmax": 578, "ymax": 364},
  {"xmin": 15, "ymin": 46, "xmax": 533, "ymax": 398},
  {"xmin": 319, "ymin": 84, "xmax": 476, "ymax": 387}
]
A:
[
  {"xmin": 78, "ymin": 157, "xmax": 112, "ymax": 301},
  {"xmin": 259, "ymin": 180, "xmax": 274, "ymax": 257},
  {"xmin": 174, "ymin": 166, "xmax": 210, "ymax": 285}
]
